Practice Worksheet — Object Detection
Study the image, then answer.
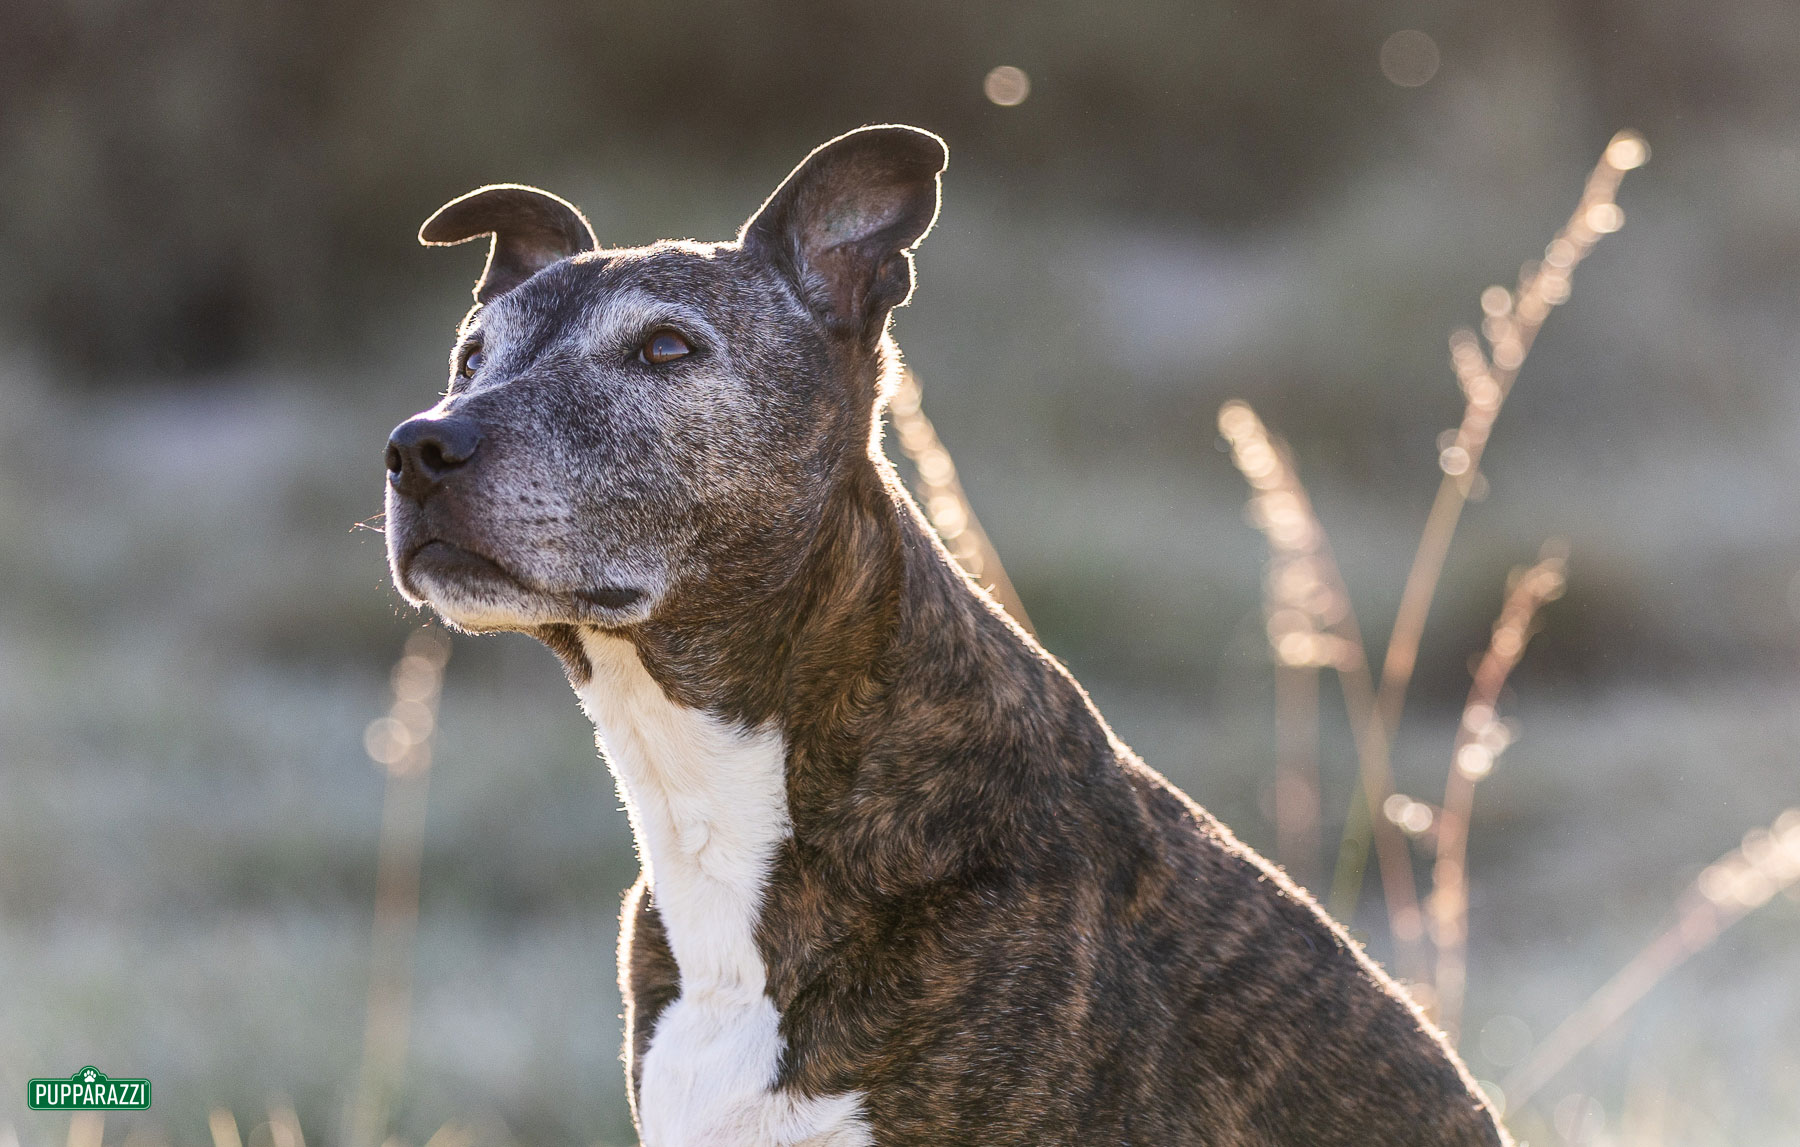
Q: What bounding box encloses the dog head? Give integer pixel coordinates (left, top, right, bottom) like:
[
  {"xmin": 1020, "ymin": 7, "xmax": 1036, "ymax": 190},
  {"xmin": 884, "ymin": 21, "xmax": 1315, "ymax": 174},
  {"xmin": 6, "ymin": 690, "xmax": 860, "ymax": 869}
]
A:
[{"xmin": 384, "ymin": 125, "xmax": 946, "ymax": 636}]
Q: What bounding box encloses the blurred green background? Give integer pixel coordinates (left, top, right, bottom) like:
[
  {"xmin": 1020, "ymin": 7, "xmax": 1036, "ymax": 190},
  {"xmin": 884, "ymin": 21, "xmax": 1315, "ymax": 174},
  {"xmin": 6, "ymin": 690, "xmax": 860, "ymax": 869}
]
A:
[{"xmin": 3, "ymin": 1, "xmax": 1799, "ymax": 1144}]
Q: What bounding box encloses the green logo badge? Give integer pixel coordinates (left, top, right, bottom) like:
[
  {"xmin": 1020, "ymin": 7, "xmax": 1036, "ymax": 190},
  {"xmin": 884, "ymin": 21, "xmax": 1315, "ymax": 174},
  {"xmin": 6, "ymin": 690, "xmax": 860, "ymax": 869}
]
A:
[{"xmin": 27, "ymin": 1067, "xmax": 152, "ymax": 1111}]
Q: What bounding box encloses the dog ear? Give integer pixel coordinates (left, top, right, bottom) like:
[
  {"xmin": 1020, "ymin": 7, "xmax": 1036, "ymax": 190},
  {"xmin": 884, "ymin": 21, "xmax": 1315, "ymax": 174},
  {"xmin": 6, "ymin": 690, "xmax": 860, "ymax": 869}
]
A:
[
  {"xmin": 742, "ymin": 125, "xmax": 947, "ymax": 338},
  {"xmin": 420, "ymin": 185, "xmax": 597, "ymax": 303}
]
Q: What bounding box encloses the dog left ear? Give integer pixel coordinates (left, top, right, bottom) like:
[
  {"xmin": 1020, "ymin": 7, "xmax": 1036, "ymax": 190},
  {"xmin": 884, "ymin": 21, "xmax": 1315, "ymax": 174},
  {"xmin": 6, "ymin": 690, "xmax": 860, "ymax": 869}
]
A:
[
  {"xmin": 742, "ymin": 125, "xmax": 947, "ymax": 339},
  {"xmin": 420, "ymin": 184, "xmax": 597, "ymax": 303}
]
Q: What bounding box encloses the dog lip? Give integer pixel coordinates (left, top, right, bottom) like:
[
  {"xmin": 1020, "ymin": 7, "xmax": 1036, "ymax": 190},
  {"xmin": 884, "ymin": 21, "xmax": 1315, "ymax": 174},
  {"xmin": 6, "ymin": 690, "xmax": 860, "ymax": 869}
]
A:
[
  {"xmin": 403, "ymin": 538, "xmax": 649, "ymax": 620},
  {"xmin": 578, "ymin": 586, "xmax": 646, "ymax": 610},
  {"xmin": 404, "ymin": 538, "xmax": 526, "ymax": 591}
]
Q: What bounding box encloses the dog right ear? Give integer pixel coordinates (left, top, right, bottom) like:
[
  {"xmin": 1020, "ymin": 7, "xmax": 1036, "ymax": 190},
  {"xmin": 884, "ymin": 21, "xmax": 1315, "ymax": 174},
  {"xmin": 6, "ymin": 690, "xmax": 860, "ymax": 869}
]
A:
[
  {"xmin": 420, "ymin": 185, "xmax": 597, "ymax": 303},
  {"xmin": 742, "ymin": 125, "xmax": 947, "ymax": 340}
]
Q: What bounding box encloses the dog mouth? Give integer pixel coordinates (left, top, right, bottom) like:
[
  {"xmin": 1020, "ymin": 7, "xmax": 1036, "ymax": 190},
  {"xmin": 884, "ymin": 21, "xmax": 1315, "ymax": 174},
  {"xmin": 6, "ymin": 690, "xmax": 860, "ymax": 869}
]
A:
[
  {"xmin": 406, "ymin": 538, "xmax": 521, "ymax": 592},
  {"xmin": 402, "ymin": 539, "xmax": 647, "ymax": 619}
]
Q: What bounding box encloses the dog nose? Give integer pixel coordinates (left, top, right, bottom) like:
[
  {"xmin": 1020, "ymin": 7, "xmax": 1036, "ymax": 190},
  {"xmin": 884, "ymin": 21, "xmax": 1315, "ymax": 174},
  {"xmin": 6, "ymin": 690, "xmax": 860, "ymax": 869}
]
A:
[{"xmin": 386, "ymin": 415, "xmax": 483, "ymax": 500}]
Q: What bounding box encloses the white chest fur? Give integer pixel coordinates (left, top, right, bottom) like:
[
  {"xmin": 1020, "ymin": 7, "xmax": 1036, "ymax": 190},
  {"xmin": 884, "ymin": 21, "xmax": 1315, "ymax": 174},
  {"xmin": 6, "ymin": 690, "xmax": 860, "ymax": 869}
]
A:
[{"xmin": 575, "ymin": 633, "xmax": 872, "ymax": 1147}]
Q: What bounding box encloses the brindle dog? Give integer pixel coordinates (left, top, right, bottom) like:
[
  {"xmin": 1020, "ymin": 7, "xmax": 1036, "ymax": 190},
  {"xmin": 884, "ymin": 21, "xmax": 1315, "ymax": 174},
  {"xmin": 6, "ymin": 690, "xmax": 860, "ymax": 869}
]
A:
[{"xmin": 384, "ymin": 125, "xmax": 1511, "ymax": 1146}]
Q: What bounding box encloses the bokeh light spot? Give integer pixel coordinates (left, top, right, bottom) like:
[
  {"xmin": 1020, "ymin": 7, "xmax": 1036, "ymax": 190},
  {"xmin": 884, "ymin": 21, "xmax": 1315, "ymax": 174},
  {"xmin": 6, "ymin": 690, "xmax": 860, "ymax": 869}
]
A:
[
  {"xmin": 1605, "ymin": 132, "xmax": 1651, "ymax": 171},
  {"xmin": 1383, "ymin": 794, "xmax": 1435, "ymax": 835},
  {"xmin": 1457, "ymin": 743, "xmax": 1495, "ymax": 780},
  {"xmin": 1380, "ymin": 30, "xmax": 1440, "ymax": 88},
  {"xmin": 364, "ymin": 716, "xmax": 412, "ymax": 767},
  {"xmin": 1585, "ymin": 202, "xmax": 1624, "ymax": 234},
  {"xmin": 984, "ymin": 66, "xmax": 1031, "ymax": 107}
]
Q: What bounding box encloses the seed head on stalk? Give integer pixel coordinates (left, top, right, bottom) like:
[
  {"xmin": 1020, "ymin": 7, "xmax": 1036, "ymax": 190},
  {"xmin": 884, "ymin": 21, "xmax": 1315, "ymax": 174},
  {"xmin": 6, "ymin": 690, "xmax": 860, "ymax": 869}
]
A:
[
  {"xmin": 1219, "ymin": 401, "xmax": 1427, "ymax": 969},
  {"xmin": 1430, "ymin": 544, "xmax": 1568, "ymax": 1041},
  {"xmin": 1330, "ymin": 130, "xmax": 1649, "ymax": 933}
]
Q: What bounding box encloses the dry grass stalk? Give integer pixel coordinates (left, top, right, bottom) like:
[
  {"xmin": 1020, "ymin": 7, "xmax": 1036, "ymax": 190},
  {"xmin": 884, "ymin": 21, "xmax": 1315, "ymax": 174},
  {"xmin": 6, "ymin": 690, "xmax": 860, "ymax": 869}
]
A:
[
  {"xmin": 347, "ymin": 628, "xmax": 452, "ymax": 1147},
  {"xmin": 419, "ymin": 1123, "xmax": 475, "ymax": 1147},
  {"xmin": 1502, "ymin": 806, "xmax": 1800, "ymax": 1109},
  {"xmin": 265, "ymin": 1103, "xmax": 306, "ymax": 1147},
  {"xmin": 198, "ymin": 1104, "xmax": 304, "ymax": 1147},
  {"xmin": 1272, "ymin": 659, "xmax": 1322, "ymax": 889},
  {"xmin": 208, "ymin": 1109, "xmax": 244, "ymax": 1147},
  {"xmin": 889, "ymin": 370, "xmax": 1034, "ymax": 634},
  {"xmin": 1331, "ymin": 130, "xmax": 1648, "ymax": 912},
  {"xmin": 1217, "ymin": 401, "xmax": 1427, "ymax": 972},
  {"xmin": 65, "ymin": 1115, "xmax": 102, "ymax": 1147},
  {"xmin": 202, "ymin": 1109, "xmax": 473, "ymax": 1147},
  {"xmin": 1217, "ymin": 401, "xmax": 1344, "ymax": 888},
  {"xmin": 1429, "ymin": 546, "xmax": 1568, "ymax": 1041},
  {"xmin": 1374, "ymin": 130, "xmax": 1648, "ymax": 737}
]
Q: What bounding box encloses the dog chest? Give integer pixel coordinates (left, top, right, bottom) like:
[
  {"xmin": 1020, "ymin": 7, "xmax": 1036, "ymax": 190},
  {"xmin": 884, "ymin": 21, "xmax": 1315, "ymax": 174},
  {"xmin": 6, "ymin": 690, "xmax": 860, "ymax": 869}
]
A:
[{"xmin": 575, "ymin": 633, "xmax": 872, "ymax": 1147}]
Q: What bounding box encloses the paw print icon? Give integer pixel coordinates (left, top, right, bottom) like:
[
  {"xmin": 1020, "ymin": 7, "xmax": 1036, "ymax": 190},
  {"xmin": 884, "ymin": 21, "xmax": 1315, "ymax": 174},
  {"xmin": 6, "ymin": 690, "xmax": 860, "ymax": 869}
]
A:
[{"xmin": 82, "ymin": 1069, "xmax": 97, "ymax": 1083}]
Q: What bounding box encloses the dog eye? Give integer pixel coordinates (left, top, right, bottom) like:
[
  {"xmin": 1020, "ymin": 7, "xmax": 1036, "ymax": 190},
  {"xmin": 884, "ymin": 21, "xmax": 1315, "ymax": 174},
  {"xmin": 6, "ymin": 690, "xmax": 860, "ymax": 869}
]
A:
[
  {"xmin": 639, "ymin": 331, "xmax": 692, "ymax": 365},
  {"xmin": 457, "ymin": 346, "xmax": 484, "ymax": 379}
]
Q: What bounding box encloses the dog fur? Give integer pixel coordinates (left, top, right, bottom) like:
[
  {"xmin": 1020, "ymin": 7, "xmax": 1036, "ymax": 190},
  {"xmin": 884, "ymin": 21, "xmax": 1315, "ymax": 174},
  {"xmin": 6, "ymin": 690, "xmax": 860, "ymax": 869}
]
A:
[{"xmin": 384, "ymin": 125, "xmax": 1511, "ymax": 1146}]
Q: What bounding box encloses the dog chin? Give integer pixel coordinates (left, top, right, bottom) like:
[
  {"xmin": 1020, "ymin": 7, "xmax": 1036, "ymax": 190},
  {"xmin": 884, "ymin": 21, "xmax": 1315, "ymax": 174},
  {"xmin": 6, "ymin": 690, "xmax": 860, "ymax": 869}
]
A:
[
  {"xmin": 411, "ymin": 575, "xmax": 554, "ymax": 633},
  {"xmin": 407, "ymin": 566, "xmax": 659, "ymax": 633}
]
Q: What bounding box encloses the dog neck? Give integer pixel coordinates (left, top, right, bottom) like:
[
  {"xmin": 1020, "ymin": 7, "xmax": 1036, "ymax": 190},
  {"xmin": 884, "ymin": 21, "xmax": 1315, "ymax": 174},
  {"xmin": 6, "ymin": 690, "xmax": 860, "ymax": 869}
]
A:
[{"xmin": 575, "ymin": 630, "xmax": 789, "ymax": 997}]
